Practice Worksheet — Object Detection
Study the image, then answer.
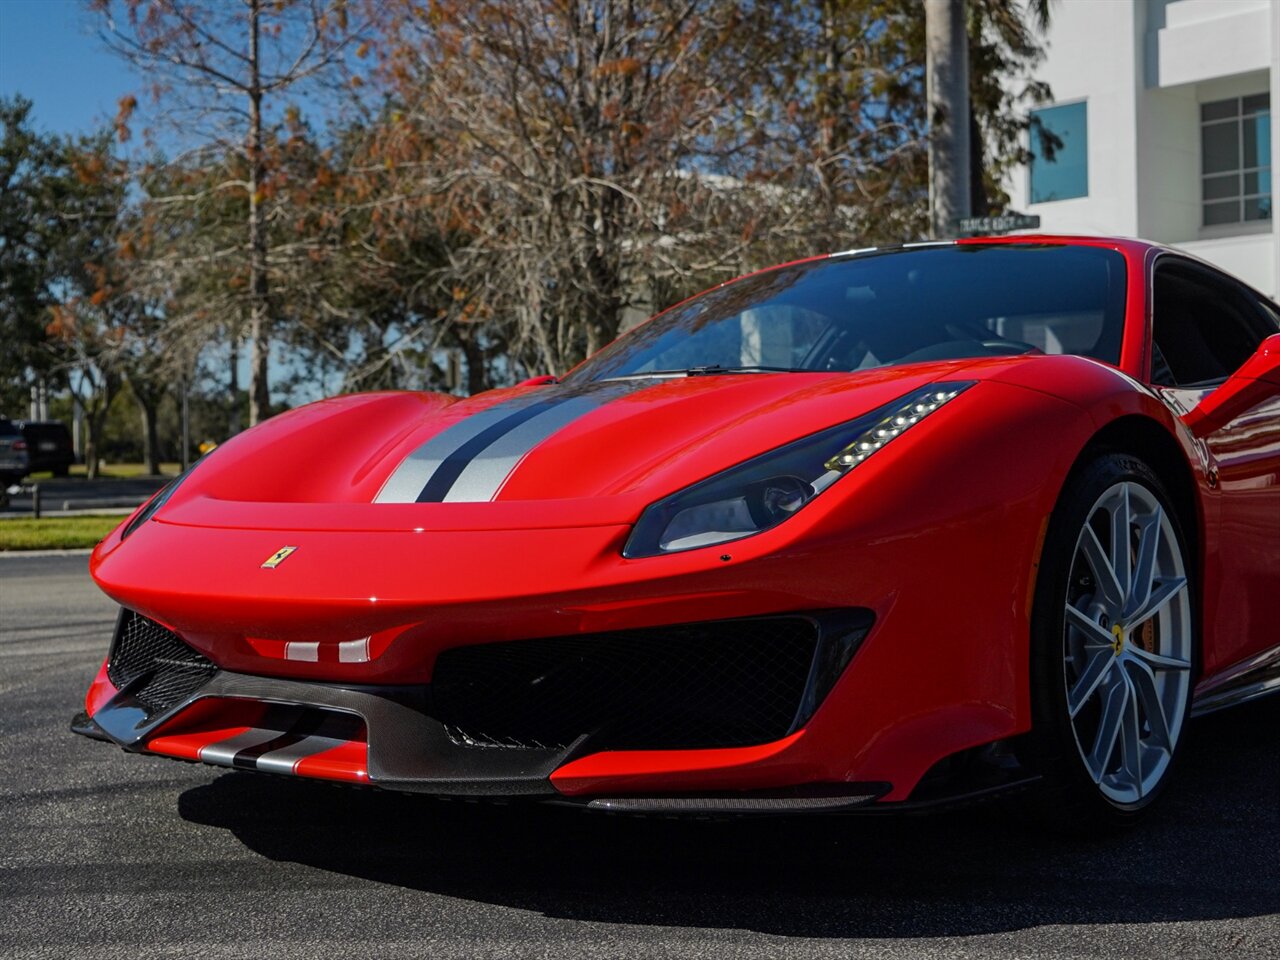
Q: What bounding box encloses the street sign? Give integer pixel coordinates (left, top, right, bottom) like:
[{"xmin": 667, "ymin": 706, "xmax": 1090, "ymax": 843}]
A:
[{"xmin": 953, "ymin": 214, "xmax": 1041, "ymax": 236}]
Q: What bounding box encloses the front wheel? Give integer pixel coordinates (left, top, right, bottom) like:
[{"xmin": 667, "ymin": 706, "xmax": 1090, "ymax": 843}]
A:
[{"xmin": 1027, "ymin": 453, "xmax": 1195, "ymax": 829}]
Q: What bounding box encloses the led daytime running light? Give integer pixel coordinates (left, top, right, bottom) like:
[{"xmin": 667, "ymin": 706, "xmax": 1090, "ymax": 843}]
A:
[{"xmin": 824, "ymin": 384, "xmax": 971, "ymax": 472}]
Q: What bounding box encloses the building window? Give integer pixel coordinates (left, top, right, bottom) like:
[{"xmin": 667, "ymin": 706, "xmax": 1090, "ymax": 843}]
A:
[
  {"xmin": 1201, "ymin": 94, "xmax": 1271, "ymax": 227},
  {"xmin": 1029, "ymin": 101, "xmax": 1088, "ymax": 203}
]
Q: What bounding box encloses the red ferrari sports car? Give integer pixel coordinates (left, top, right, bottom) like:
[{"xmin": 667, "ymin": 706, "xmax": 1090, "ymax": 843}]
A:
[{"xmin": 75, "ymin": 236, "xmax": 1280, "ymax": 826}]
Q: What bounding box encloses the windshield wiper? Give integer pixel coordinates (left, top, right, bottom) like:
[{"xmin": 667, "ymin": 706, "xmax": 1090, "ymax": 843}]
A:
[
  {"xmin": 602, "ymin": 364, "xmax": 804, "ymax": 381},
  {"xmin": 684, "ymin": 364, "xmax": 803, "ymax": 376}
]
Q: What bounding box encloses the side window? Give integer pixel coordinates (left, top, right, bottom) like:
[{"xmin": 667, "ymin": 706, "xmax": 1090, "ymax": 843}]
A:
[
  {"xmin": 1150, "ymin": 262, "xmax": 1270, "ymax": 387},
  {"xmin": 1248, "ymin": 292, "xmax": 1280, "ymax": 333}
]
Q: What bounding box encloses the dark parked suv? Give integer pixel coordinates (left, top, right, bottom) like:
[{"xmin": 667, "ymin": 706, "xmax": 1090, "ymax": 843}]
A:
[
  {"xmin": 0, "ymin": 418, "xmax": 30, "ymax": 487},
  {"xmin": 16, "ymin": 420, "xmax": 75, "ymax": 477}
]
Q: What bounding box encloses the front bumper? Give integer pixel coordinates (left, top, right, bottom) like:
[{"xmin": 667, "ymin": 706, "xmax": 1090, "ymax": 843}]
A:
[
  {"xmin": 81, "ymin": 511, "xmax": 1042, "ymax": 804},
  {"xmin": 76, "ymin": 607, "xmax": 895, "ymax": 809}
]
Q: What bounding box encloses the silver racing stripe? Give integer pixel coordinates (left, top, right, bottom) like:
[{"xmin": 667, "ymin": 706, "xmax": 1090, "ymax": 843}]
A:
[
  {"xmin": 373, "ymin": 393, "xmax": 548, "ymax": 504},
  {"xmin": 197, "ymin": 710, "xmax": 360, "ymax": 774},
  {"xmin": 198, "ymin": 725, "xmax": 296, "ymax": 767},
  {"xmin": 442, "ymin": 393, "xmax": 615, "ymax": 502},
  {"xmin": 253, "ymin": 733, "xmax": 352, "ymax": 775},
  {"xmin": 375, "ymin": 380, "xmax": 648, "ymax": 504}
]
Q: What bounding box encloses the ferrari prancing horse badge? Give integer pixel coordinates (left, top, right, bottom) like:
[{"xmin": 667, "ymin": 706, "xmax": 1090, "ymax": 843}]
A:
[{"xmin": 261, "ymin": 545, "xmax": 298, "ymax": 569}]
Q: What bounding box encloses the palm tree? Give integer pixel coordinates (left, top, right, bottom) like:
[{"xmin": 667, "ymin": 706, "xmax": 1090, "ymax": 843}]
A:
[
  {"xmin": 925, "ymin": 0, "xmax": 971, "ymax": 237},
  {"xmin": 926, "ymin": 0, "xmax": 1054, "ymax": 237}
]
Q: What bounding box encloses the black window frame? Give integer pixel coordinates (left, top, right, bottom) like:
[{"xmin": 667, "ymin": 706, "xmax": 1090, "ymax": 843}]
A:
[{"xmin": 1149, "ymin": 254, "xmax": 1277, "ymax": 389}]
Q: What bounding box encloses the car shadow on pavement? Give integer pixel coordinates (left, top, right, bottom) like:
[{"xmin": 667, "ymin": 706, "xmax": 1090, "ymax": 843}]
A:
[{"xmin": 178, "ymin": 695, "xmax": 1280, "ymax": 939}]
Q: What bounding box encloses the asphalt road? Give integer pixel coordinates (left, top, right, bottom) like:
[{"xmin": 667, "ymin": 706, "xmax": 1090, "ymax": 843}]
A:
[{"xmin": 2, "ymin": 554, "xmax": 1277, "ymax": 959}]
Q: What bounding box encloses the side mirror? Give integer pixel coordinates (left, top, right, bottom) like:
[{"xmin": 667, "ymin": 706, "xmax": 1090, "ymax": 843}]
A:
[
  {"xmin": 517, "ymin": 375, "xmax": 558, "ymax": 387},
  {"xmin": 1183, "ymin": 333, "xmax": 1280, "ymax": 438}
]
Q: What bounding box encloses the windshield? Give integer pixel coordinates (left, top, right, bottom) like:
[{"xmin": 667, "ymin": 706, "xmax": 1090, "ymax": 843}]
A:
[{"xmin": 568, "ymin": 244, "xmax": 1128, "ymax": 382}]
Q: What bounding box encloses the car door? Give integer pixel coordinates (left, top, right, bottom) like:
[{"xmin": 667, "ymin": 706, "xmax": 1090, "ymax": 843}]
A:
[{"xmin": 1149, "ymin": 257, "xmax": 1280, "ymax": 677}]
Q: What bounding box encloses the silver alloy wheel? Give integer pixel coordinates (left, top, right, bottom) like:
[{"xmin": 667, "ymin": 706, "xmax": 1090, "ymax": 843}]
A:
[{"xmin": 1063, "ymin": 481, "xmax": 1192, "ymax": 805}]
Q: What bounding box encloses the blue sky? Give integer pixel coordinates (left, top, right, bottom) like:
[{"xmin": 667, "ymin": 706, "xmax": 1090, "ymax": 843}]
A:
[
  {"xmin": 0, "ymin": 1, "xmax": 342, "ymax": 404},
  {"xmin": 1, "ymin": 0, "xmax": 143, "ymax": 137}
]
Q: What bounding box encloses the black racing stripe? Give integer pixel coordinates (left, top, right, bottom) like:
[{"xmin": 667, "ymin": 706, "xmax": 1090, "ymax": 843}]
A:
[
  {"xmin": 230, "ymin": 710, "xmax": 328, "ymax": 770},
  {"xmin": 416, "ymin": 396, "xmax": 566, "ymax": 502}
]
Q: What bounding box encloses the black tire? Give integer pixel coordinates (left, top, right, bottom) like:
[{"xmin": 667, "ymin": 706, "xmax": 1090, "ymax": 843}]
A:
[{"xmin": 1023, "ymin": 451, "xmax": 1197, "ymax": 832}]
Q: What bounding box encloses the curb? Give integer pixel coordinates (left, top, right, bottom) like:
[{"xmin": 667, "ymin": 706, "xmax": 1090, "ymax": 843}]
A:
[
  {"xmin": 0, "ymin": 508, "xmax": 136, "ymax": 520},
  {"xmin": 0, "ymin": 548, "xmax": 96, "ymax": 558}
]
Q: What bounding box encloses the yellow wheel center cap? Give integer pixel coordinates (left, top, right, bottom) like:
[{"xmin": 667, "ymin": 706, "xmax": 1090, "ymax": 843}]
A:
[{"xmin": 1111, "ymin": 623, "xmax": 1125, "ymax": 654}]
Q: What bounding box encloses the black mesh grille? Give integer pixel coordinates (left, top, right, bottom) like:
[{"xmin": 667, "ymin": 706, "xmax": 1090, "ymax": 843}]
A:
[
  {"xmin": 107, "ymin": 609, "xmax": 217, "ymax": 714},
  {"xmin": 430, "ymin": 616, "xmax": 820, "ymax": 752}
]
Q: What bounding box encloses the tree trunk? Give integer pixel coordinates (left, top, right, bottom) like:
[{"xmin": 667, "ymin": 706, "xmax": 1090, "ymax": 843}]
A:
[
  {"xmin": 460, "ymin": 337, "xmax": 488, "ymax": 396},
  {"xmin": 180, "ymin": 373, "xmax": 191, "ymax": 472},
  {"xmin": 84, "ymin": 427, "xmax": 99, "ymax": 481},
  {"xmin": 82, "ymin": 399, "xmax": 100, "ymax": 480},
  {"xmin": 246, "ymin": 0, "xmax": 271, "ymax": 426},
  {"xmin": 138, "ymin": 394, "xmax": 160, "ymax": 476},
  {"xmin": 85, "ymin": 409, "xmax": 108, "ymax": 479},
  {"xmin": 583, "ymin": 194, "xmax": 624, "ymax": 363},
  {"xmin": 228, "ymin": 334, "xmax": 240, "ymax": 438},
  {"xmin": 925, "ymin": 0, "xmax": 971, "ymax": 238},
  {"xmin": 82, "ymin": 384, "xmax": 116, "ymax": 481},
  {"xmin": 584, "ymin": 278, "xmax": 623, "ymax": 362},
  {"xmin": 817, "ymin": 0, "xmax": 844, "ymax": 212},
  {"xmin": 968, "ymin": 105, "xmax": 989, "ymax": 216}
]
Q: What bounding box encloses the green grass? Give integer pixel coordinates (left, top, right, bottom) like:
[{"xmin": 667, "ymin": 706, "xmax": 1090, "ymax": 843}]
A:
[
  {"xmin": 24, "ymin": 462, "xmax": 181, "ymax": 481},
  {"xmin": 0, "ymin": 515, "xmax": 125, "ymax": 551}
]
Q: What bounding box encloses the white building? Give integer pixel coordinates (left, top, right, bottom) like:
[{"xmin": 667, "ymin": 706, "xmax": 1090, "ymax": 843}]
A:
[{"xmin": 1005, "ymin": 0, "xmax": 1280, "ymax": 295}]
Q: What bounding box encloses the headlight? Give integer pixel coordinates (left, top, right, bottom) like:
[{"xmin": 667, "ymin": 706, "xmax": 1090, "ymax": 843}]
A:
[{"xmin": 623, "ymin": 381, "xmax": 974, "ymax": 558}]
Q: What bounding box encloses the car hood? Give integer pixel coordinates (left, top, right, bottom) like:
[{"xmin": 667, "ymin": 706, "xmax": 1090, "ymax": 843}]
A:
[{"xmin": 158, "ymin": 358, "xmax": 1002, "ymax": 531}]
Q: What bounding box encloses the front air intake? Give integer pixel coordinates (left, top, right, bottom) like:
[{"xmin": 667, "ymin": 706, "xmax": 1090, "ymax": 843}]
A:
[
  {"xmin": 430, "ymin": 612, "xmax": 870, "ymax": 753},
  {"xmin": 106, "ymin": 609, "xmax": 218, "ymax": 715}
]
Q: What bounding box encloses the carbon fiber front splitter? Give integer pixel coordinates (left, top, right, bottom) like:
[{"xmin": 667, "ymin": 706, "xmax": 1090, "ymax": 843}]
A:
[
  {"xmin": 71, "ymin": 678, "xmax": 896, "ymax": 811},
  {"xmin": 73, "ymin": 669, "xmax": 578, "ymax": 796}
]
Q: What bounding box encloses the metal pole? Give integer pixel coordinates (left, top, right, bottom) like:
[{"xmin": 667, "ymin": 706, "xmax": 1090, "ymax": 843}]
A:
[
  {"xmin": 72, "ymin": 395, "xmax": 82, "ymax": 459},
  {"xmin": 32, "ymin": 483, "xmax": 41, "ymax": 520},
  {"xmin": 181, "ymin": 376, "xmax": 191, "ymax": 472}
]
